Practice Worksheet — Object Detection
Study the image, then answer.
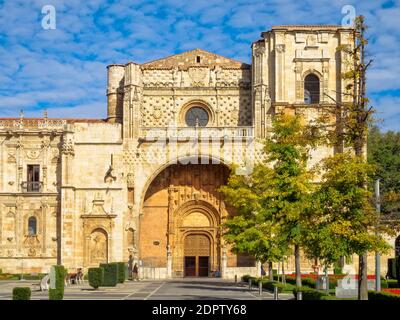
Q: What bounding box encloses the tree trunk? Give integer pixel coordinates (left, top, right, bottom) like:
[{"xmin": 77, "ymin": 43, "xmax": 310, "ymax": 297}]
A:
[
  {"xmin": 268, "ymin": 261, "xmax": 274, "ymax": 281},
  {"xmin": 295, "ymin": 245, "xmax": 302, "ymax": 287},
  {"xmin": 282, "ymin": 258, "xmax": 286, "ymax": 285},
  {"xmin": 358, "ymin": 253, "xmax": 368, "ymax": 300}
]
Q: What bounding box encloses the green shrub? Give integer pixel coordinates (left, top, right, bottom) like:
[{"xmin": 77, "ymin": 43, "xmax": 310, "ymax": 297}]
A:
[
  {"xmin": 261, "ymin": 280, "xmax": 282, "ymax": 293},
  {"xmin": 381, "ymin": 280, "xmax": 389, "ymax": 289},
  {"xmin": 116, "ymin": 262, "xmax": 126, "ymax": 283},
  {"xmin": 320, "ymin": 295, "xmax": 340, "ymax": 300},
  {"xmin": 100, "ymin": 263, "xmax": 118, "ymax": 287},
  {"xmin": 242, "ymin": 275, "xmax": 257, "ymax": 284},
  {"xmin": 387, "ymin": 279, "xmax": 399, "ymax": 288},
  {"xmin": 0, "ymin": 274, "xmax": 19, "ymax": 280},
  {"xmin": 242, "ymin": 274, "xmax": 251, "ymax": 282},
  {"xmin": 12, "ymin": 287, "xmax": 31, "ymax": 300},
  {"xmin": 292, "ymin": 286, "xmax": 329, "ymax": 300},
  {"xmin": 88, "ymin": 268, "xmax": 104, "ymax": 289},
  {"xmin": 49, "ymin": 289, "xmax": 64, "ymax": 300},
  {"xmin": 285, "ymin": 276, "xmax": 297, "ymax": 286},
  {"xmin": 302, "ymin": 278, "xmax": 316, "ymax": 288},
  {"xmin": 22, "ymin": 273, "xmax": 47, "ymax": 281},
  {"xmin": 368, "ymin": 290, "xmax": 400, "ymax": 301},
  {"xmin": 48, "ymin": 265, "xmax": 66, "ymax": 300}
]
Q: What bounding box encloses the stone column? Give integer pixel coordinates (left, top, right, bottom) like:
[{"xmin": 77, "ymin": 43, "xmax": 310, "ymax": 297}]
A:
[
  {"xmin": 256, "ymin": 261, "xmax": 262, "ymax": 277},
  {"xmin": 221, "ymin": 246, "xmax": 227, "ymax": 279},
  {"xmin": 166, "ymin": 245, "xmax": 172, "ymax": 278}
]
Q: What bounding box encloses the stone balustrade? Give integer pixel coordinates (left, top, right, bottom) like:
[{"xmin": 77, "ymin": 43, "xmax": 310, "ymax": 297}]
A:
[{"xmin": 139, "ymin": 126, "xmax": 254, "ymax": 141}]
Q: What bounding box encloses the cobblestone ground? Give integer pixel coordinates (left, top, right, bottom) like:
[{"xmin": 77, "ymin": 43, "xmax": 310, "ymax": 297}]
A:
[{"xmin": 0, "ymin": 278, "xmax": 293, "ymax": 300}]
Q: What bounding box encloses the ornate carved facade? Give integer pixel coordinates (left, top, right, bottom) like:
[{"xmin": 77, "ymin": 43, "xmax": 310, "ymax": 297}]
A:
[{"xmin": 0, "ymin": 26, "xmax": 396, "ymax": 277}]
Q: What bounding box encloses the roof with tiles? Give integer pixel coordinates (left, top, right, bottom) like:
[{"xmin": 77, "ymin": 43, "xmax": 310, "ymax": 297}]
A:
[
  {"xmin": 268, "ymin": 25, "xmax": 354, "ymax": 32},
  {"xmin": 141, "ymin": 48, "xmax": 250, "ymax": 70}
]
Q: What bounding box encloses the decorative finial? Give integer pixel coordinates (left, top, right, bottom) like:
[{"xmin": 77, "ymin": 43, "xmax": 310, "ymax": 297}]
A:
[{"xmin": 19, "ymin": 110, "xmax": 24, "ymax": 119}]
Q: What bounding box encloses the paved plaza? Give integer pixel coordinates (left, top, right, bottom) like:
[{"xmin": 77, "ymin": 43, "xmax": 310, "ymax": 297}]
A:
[{"xmin": 0, "ymin": 278, "xmax": 293, "ymax": 300}]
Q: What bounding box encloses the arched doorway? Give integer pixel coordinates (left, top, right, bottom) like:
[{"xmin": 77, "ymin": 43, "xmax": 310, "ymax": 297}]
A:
[
  {"xmin": 140, "ymin": 162, "xmax": 230, "ymax": 277},
  {"xmin": 184, "ymin": 234, "xmax": 211, "ymax": 277}
]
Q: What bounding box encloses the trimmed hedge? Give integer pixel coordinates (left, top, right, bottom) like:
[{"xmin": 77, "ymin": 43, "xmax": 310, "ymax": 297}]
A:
[
  {"xmin": 387, "ymin": 279, "xmax": 399, "ymax": 288},
  {"xmin": 48, "ymin": 265, "xmax": 66, "ymax": 300},
  {"xmin": 88, "ymin": 268, "xmax": 104, "ymax": 289},
  {"xmin": 0, "ymin": 274, "xmax": 19, "ymax": 280},
  {"xmin": 49, "ymin": 289, "xmax": 64, "ymax": 300},
  {"xmin": 100, "ymin": 263, "xmax": 118, "ymax": 287},
  {"xmin": 12, "ymin": 287, "xmax": 31, "ymax": 300},
  {"xmin": 242, "ymin": 275, "xmax": 256, "ymax": 283},
  {"xmin": 292, "ymin": 286, "xmax": 329, "ymax": 300},
  {"xmin": 285, "ymin": 275, "xmax": 338, "ymax": 289},
  {"xmin": 117, "ymin": 262, "xmax": 126, "ymax": 283},
  {"xmin": 368, "ymin": 290, "xmax": 400, "ymax": 300}
]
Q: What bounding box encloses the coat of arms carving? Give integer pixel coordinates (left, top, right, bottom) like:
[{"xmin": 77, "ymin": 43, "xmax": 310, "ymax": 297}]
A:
[{"xmin": 188, "ymin": 67, "xmax": 208, "ymax": 87}]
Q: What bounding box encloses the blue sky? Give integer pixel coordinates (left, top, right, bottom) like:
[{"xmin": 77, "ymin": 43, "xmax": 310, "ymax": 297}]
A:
[{"xmin": 0, "ymin": 0, "xmax": 399, "ymax": 131}]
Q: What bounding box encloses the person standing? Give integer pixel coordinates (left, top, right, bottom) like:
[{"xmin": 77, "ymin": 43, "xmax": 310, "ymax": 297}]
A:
[
  {"xmin": 128, "ymin": 255, "xmax": 134, "ymax": 280},
  {"xmin": 132, "ymin": 263, "xmax": 139, "ymax": 281}
]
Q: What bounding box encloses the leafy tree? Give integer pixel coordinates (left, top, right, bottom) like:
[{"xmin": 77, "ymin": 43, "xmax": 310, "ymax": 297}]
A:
[
  {"xmin": 221, "ymin": 114, "xmax": 315, "ymax": 286},
  {"xmin": 221, "ymin": 164, "xmax": 290, "ymax": 280},
  {"xmin": 321, "ymin": 15, "xmax": 378, "ymax": 300},
  {"xmin": 303, "ymin": 153, "xmax": 392, "ymax": 280},
  {"xmin": 368, "ymin": 126, "xmax": 400, "ymax": 217}
]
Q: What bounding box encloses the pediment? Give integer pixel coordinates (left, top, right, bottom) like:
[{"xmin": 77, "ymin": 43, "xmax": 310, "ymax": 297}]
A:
[{"xmin": 141, "ymin": 49, "xmax": 250, "ymax": 70}]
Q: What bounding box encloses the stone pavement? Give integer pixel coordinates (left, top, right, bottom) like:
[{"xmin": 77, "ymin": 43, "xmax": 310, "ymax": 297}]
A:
[{"xmin": 0, "ymin": 278, "xmax": 293, "ymax": 300}]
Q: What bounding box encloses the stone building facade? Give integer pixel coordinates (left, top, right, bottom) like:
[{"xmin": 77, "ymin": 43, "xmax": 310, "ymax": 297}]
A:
[{"xmin": 0, "ymin": 26, "xmax": 397, "ymax": 278}]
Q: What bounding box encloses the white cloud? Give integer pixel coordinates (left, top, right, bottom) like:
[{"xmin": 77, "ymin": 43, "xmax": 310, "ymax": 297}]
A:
[{"xmin": 0, "ymin": 0, "xmax": 398, "ymax": 127}]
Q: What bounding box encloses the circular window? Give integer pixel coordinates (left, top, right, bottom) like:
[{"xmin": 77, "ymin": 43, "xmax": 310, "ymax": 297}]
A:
[{"xmin": 185, "ymin": 107, "xmax": 209, "ymax": 127}]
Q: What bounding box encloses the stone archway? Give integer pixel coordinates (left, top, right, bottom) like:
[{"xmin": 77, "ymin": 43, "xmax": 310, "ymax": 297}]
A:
[{"xmin": 140, "ymin": 162, "xmax": 230, "ymax": 277}]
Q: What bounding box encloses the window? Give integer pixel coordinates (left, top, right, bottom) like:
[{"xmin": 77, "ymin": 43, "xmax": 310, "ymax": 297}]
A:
[
  {"xmin": 28, "ymin": 216, "xmax": 37, "ymax": 236},
  {"xmin": 196, "ymin": 56, "xmax": 201, "ymax": 63},
  {"xmin": 185, "ymin": 107, "xmax": 209, "ymax": 127},
  {"xmin": 304, "ymin": 74, "xmax": 320, "ymax": 104},
  {"xmin": 27, "ymin": 165, "xmax": 40, "ymax": 192}
]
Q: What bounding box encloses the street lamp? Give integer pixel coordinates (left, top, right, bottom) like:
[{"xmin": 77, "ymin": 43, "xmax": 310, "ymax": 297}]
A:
[
  {"xmin": 375, "ymin": 179, "xmax": 381, "ymax": 292},
  {"xmin": 20, "ymin": 254, "xmax": 25, "ymax": 281}
]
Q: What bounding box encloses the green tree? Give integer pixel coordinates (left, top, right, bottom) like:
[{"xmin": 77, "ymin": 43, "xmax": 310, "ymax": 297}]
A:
[
  {"xmin": 221, "ymin": 114, "xmax": 315, "ymax": 286},
  {"xmin": 323, "ymin": 16, "xmax": 376, "ymax": 299},
  {"xmin": 304, "ymin": 153, "xmax": 392, "ymax": 281},
  {"xmin": 221, "ymin": 164, "xmax": 289, "ymax": 280},
  {"xmin": 368, "ymin": 126, "xmax": 400, "ymax": 217}
]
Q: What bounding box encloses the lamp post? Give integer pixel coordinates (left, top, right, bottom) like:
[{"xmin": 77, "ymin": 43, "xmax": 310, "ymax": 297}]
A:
[
  {"xmin": 375, "ymin": 179, "xmax": 381, "ymax": 292},
  {"xmin": 20, "ymin": 255, "xmax": 25, "ymax": 281}
]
